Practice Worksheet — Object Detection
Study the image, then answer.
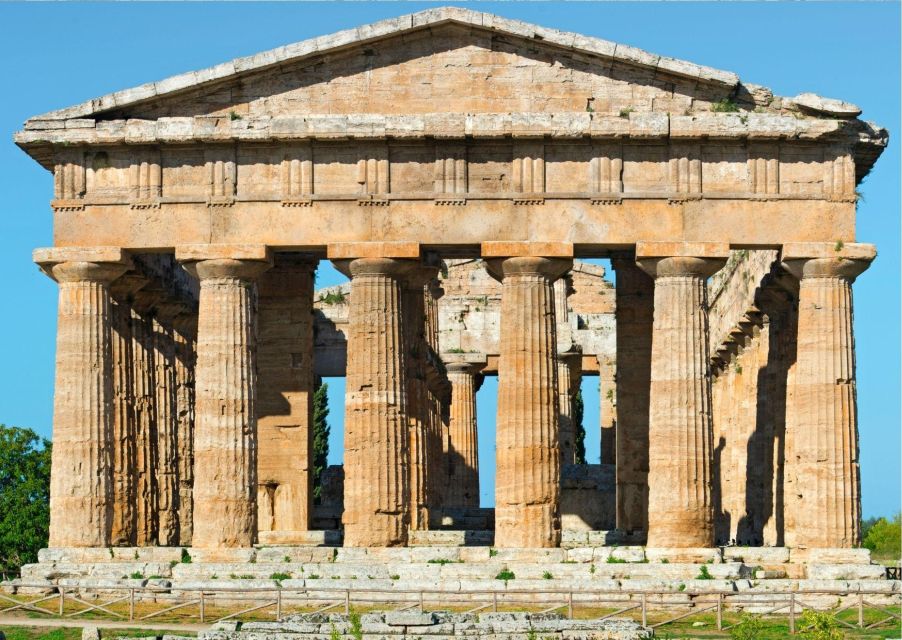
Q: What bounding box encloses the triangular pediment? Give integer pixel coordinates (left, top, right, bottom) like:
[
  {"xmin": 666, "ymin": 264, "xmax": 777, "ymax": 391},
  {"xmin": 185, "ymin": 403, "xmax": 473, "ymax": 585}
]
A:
[{"xmin": 27, "ymin": 7, "xmax": 741, "ymax": 123}]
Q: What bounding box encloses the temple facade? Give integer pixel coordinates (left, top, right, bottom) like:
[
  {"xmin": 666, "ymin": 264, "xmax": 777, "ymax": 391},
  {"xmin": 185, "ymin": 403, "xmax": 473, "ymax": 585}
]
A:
[{"xmin": 16, "ymin": 8, "xmax": 886, "ymax": 551}]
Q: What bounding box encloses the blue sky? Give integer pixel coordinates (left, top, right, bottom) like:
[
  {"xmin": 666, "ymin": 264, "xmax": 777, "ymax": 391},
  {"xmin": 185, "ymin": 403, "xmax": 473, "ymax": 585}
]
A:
[{"xmin": 0, "ymin": 2, "xmax": 897, "ymax": 518}]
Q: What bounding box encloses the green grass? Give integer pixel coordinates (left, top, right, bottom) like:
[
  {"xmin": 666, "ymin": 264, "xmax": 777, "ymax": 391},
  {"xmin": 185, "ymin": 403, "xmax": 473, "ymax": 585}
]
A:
[{"xmin": 3, "ymin": 627, "xmax": 196, "ymax": 640}]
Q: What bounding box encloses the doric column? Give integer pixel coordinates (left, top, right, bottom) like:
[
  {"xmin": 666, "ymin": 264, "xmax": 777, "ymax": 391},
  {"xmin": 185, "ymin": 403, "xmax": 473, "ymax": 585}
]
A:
[
  {"xmin": 598, "ymin": 355, "xmax": 617, "ymax": 465},
  {"xmin": 173, "ymin": 315, "xmax": 197, "ymax": 547},
  {"xmin": 130, "ymin": 305, "xmax": 158, "ymax": 546},
  {"xmin": 404, "ymin": 265, "xmax": 439, "ymax": 530},
  {"xmin": 612, "ymin": 257, "xmax": 654, "ymax": 535},
  {"xmin": 152, "ymin": 308, "xmax": 181, "ymax": 546},
  {"xmin": 486, "ymin": 242, "xmax": 572, "ymax": 548},
  {"xmin": 256, "ymin": 255, "xmax": 317, "ymax": 543},
  {"xmin": 782, "ymin": 242, "xmax": 874, "ymax": 548},
  {"xmin": 636, "ymin": 242, "xmax": 728, "ymax": 548},
  {"xmin": 424, "ymin": 278, "xmax": 446, "ymax": 513},
  {"xmin": 331, "ymin": 243, "xmax": 419, "ymax": 547},
  {"xmin": 557, "ymin": 353, "xmax": 582, "ymax": 466},
  {"xmin": 444, "ymin": 358, "xmax": 484, "ymax": 508},
  {"xmin": 178, "ymin": 245, "xmax": 272, "ymax": 548},
  {"xmin": 35, "ymin": 247, "xmax": 131, "ymax": 548}
]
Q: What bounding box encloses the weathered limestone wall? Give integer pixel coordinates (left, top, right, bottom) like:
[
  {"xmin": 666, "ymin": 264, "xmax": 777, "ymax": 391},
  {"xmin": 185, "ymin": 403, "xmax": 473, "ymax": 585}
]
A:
[{"xmin": 256, "ymin": 257, "xmax": 316, "ymax": 542}]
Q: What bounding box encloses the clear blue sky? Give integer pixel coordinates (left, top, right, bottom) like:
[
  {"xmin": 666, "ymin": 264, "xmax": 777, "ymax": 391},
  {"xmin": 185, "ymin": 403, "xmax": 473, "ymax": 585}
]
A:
[{"xmin": 0, "ymin": 2, "xmax": 897, "ymax": 518}]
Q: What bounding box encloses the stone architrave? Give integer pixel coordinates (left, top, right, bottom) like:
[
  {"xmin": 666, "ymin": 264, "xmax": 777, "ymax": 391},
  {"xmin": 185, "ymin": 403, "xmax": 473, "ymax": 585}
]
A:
[
  {"xmin": 444, "ymin": 359, "xmax": 484, "ymax": 508},
  {"xmin": 178, "ymin": 245, "xmax": 273, "ymax": 548},
  {"xmin": 782, "ymin": 242, "xmax": 875, "ymax": 548},
  {"xmin": 256, "ymin": 256, "xmax": 317, "ymax": 542},
  {"xmin": 331, "ymin": 248, "xmax": 417, "ymax": 547},
  {"xmin": 637, "ymin": 242, "xmax": 728, "ymax": 548},
  {"xmin": 486, "ymin": 243, "xmax": 572, "ymax": 548},
  {"xmin": 35, "ymin": 248, "xmax": 131, "ymax": 548},
  {"xmin": 612, "ymin": 257, "xmax": 655, "ymax": 535},
  {"xmin": 403, "ymin": 265, "xmax": 439, "ymax": 530}
]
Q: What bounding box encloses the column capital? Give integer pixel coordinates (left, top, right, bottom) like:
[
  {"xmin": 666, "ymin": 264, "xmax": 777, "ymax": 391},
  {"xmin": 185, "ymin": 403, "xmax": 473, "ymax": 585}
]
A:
[
  {"xmin": 635, "ymin": 241, "xmax": 729, "ymax": 279},
  {"xmin": 443, "ymin": 353, "xmax": 488, "ymax": 375},
  {"xmin": 34, "ymin": 246, "xmax": 132, "ymax": 284},
  {"xmin": 332, "ymin": 257, "xmax": 418, "ymax": 279},
  {"xmin": 177, "ymin": 244, "xmax": 273, "ymax": 281},
  {"xmin": 485, "ymin": 256, "xmax": 573, "ymax": 282},
  {"xmin": 782, "ymin": 242, "xmax": 876, "ymax": 282},
  {"xmin": 404, "ymin": 264, "xmax": 440, "ymax": 290}
]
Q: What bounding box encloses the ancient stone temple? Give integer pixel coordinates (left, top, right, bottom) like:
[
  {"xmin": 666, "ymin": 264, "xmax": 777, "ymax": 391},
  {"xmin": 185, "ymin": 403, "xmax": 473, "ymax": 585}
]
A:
[{"xmin": 16, "ymin": 7, "xmax": 886, "ymax": 555}]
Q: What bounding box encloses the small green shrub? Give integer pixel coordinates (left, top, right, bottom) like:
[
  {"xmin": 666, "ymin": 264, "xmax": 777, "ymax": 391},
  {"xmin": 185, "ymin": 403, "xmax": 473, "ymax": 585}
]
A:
[
  {"xmin": 129, "ymin": 571, "xmax": 144, "ymax": 580},
  {"xmin": 678, "ymin": 583, "xmax": 686, "ymax": 592},
  {"xmin": 798, "ymin": 609, "xmax": 844, "ymax": 640},
  {"xmin": 489, "ymin": 548, "xmax": 498, "ymax": 557},
  {"xmin": 329, "ymin": 624, "xmax": 341, "ymax": 640},
  {"xmin": 180, "ymin": 548, "xmax": 192, "ymax": 564},
  {"xmin": 390, "ymin": 574, "xmax": 400, "ymax": 580},
  {"xmin": 270, "ymin": 572, "xmax": 292, "ymax": 582},
  {"xmin": 606, "ymin": 555, "xmax": 626, "ymax": 564},
  {"xmin": 661, "ymin": 558, "xmax": 669, "ymax": 564},
  {"xmin": 319, "ymin": 291, "xmax": 347, "ymax": 305},
  {"xmin": 495, "ymin": 569, "xmax": 516, "ymax": 581},
  {"xmin": 589, "ymin": 563, "xmax": 596, "ymax": 574},
  {"xmin": 619, "ymin": 107, "xmax": 635, "ymax": 118},
  {"xmin": 349, "ymin": 611, "xmax": 363, "ymax": 640},
  {"xmin": 729, "ymin": 613, "xmax": 765, "ymax": 640},
  {"xmin": 427, "ymin": 558, "xmax": 454, "ymax": 565},
  {"xmin": 283, "ymin": 555, "xmax": 291, "ymax": 563},
  {"xmin": 542, "ymin": 571, "xmax": 553, "ymax": 580},
  {"xmin": 712, "ymin": 98, "xmax": 739, "ymax": 113},
  {"xmin": 308, "ymin": 573, "xmax": 321, "ymax": 579},
  {"xmin": 697, "ymin": 565, "xmax": 713, "ymax": 580}
]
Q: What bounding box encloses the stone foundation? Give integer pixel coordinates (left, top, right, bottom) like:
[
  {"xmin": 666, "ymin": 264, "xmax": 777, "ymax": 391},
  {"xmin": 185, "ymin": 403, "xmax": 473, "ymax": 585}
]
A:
[
  {"xmin": 10, "ymin": 546, "xmax": 896, "ymax": 610},
  {"xmin": 199, "ymin": 612, "xmax": 652, "ymax": 640}
]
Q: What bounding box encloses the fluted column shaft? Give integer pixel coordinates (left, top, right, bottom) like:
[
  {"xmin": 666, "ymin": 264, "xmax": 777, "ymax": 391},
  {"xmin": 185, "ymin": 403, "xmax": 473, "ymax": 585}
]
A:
[
  {"xmin": 557, "ymin": 354, "xmax": 581, "ymax": 466},
  {"xmin": 173, "ymin": 320, "xmax": 196, "ymax": 547},
  {"xmin": 638, "ymin": 256, "xmax": 725, "ymax": 548},
  {"xmin": 784, "ymin": 256, "xmax": 871, "ymax": 547},
  {"xmin": 185, "ymin": 258, "xmax": 271, "ymax": 548},
  {"xmin": 339, "ymin": 258, "xmax": 415, "ymax": 546},
  {"xmin": 46, "ymin": 260, "xmax": 129, "ymax": 547},
  {"xmin": 153, "ymin": 317, "xmax": 179, "ymax": 546},
  {"xmin": 110, "ymin": 299, "xmax": 136, "ymax": 545},
  {"xmin": 445, "ymin": 363, "xmax": 481, "ymax": 507},
  {"xmin": 404, "ymin": 267, "xmax": 438, "ymax": 530},
  {"xmin": 130, "ymin": 308, "xmax": 158, "ymax": 546},
  {"xmin": 489, "ymin": 256, "xmax": 571, "ymax": 548}
]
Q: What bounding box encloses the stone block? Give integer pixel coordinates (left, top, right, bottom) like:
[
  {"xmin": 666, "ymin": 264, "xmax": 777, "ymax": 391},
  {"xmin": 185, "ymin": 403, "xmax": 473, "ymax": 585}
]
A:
[
  {"xmin": 806, "ymin": 564, "xmax": 885, "ymax": 580},
  {"xmin": 646, "ymin": 548, "xmax": 722, "ymax": 564},
  {"xmin": 385, "ymin": 611, "xmax": 437, "ymax": 626},
  {"xmin": 793, "ymin": 548, "xmax": 872, "ymax": 564},
  {"xmin": 722, "ymin": 547, "xmax": 790, "ymax": 564}
]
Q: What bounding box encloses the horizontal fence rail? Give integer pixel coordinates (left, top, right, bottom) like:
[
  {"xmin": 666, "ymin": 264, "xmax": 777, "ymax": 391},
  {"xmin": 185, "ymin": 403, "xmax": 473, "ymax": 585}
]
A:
[{"xmin": 1, "ymin": 583, "xmax": 899, "ymax": 634}]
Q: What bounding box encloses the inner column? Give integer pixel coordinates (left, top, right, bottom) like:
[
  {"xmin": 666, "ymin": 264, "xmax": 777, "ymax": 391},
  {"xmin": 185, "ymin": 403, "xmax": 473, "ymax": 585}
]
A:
[{"xmin": 487, "ymin": 249, "xmax": 572, "ymax": 548}]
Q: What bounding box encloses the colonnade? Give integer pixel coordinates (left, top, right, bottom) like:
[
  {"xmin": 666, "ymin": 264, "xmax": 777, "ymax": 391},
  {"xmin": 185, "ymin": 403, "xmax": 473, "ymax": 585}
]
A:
[{"xmin": 35, "ymin": 240, "xmax": 873, "ymax": 549}]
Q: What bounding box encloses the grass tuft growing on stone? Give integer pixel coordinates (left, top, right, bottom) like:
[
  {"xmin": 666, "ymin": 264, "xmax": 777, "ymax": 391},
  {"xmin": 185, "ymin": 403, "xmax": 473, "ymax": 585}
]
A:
[{"xmin": 495, "ymin": 569, "xmax": 515, "ymax": 581}]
